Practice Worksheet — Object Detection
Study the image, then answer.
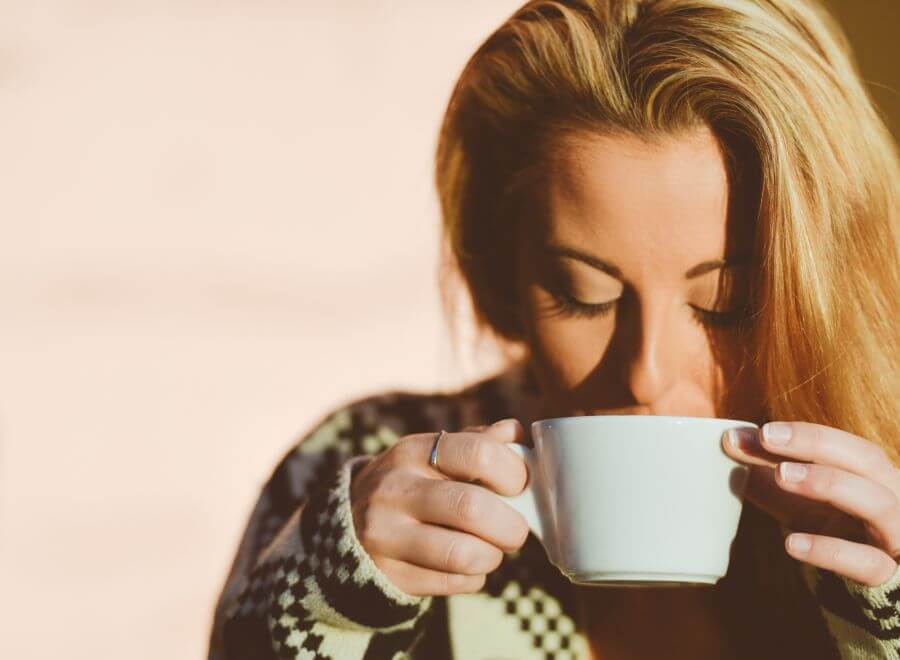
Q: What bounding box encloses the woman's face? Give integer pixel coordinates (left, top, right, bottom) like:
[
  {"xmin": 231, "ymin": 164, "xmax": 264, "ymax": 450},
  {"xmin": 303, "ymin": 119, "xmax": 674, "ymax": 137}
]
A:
[{"xmin": 515, "ymin": 126, "xmax": 765, "ymax": 423}]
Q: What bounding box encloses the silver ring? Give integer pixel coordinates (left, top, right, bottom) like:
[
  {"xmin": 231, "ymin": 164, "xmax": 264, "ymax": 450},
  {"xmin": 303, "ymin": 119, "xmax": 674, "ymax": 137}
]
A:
[{"xmin": 429, "ymin": 430, "xmax": 447, "ymax": 469}]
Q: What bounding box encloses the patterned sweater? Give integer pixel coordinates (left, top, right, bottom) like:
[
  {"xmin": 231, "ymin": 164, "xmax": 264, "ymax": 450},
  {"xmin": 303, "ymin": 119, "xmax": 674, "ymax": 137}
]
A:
[{"xmin": 208, "ymin": 361, "xmax": 900, "ymax": 659}]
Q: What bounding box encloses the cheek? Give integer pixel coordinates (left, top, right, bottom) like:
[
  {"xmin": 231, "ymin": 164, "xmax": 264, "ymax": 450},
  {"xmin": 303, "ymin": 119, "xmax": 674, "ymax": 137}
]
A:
[
  {"xmin": 531, "ymin": 315, "xmax": 615, "ymax": 389},
  {"xmin": 521, "ymin": 288, "xmax": 612, "ymax": 389}
]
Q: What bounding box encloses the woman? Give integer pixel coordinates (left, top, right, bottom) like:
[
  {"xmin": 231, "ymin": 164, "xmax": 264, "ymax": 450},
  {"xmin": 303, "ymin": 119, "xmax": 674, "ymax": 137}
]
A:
[{"xmin": 209, "ymin": 0, "xmax": 899, "ymax": 658}]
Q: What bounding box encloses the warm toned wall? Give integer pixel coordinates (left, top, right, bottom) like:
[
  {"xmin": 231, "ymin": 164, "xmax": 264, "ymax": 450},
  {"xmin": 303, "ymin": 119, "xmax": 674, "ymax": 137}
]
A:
[
  {"xmin": 0, "ymin": 2, "xmax": 894, "ymax": 659},
  {"xmin": 0, "ymin": 4, "xmax": 518, "ymax": 659}
]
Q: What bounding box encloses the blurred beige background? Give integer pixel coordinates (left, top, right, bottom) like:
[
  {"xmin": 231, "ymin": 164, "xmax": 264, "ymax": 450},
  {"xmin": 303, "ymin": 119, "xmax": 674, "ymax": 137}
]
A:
[{"xmin": 0, "ymin": 2, "xmax": 895, "ymax": 659}]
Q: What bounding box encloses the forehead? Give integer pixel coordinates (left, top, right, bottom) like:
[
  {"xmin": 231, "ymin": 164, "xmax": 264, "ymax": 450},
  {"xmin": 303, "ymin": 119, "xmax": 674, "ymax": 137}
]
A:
[{"xmin": 539, "ymin": 127, "xmax": 736, "ymax": 272}]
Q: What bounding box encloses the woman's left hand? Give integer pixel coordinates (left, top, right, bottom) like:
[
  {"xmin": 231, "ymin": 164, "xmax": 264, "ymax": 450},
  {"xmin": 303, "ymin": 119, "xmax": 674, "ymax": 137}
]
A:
[{"xmin": 722, "ymin": 421, "xmax": 900, "ymax": 587}]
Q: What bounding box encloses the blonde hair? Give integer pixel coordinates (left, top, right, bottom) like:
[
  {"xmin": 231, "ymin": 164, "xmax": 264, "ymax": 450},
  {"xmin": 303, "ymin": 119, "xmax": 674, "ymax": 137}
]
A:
[{"xmin": 435, "ymin": 0, "xmax": 899, "ymax": 460}]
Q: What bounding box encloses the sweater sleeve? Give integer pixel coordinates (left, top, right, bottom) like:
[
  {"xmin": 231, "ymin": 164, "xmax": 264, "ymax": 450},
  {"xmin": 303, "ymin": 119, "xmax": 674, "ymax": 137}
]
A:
[
  {"xmin": 208, "ymin": 403, "xmax": 435, "ymax": 660},
  {"xmin": 797, "ymin": 547, "xmax": 900, "ymax": 658}
]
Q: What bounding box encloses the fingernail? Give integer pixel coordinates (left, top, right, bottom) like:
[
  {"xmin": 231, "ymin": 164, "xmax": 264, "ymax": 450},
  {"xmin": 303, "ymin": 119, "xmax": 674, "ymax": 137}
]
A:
[
  {"xmin": 763, "ymin": 422, "xmax": 792, "ymax": 446},
  {"xmin": 779, "ymin": 462, "xmax": 807, "ymax": 482},
  {"xmin": 788, "ymin": 534, "xmax": 811, "ymax": 554},
  {"xmin": 724, "ymin": 427, "xmax": 758, "ymax": 449}
]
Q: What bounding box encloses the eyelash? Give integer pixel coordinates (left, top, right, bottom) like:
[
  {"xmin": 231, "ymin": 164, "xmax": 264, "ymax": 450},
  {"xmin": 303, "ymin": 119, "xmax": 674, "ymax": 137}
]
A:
[
  {"xmin": 548, "ymin": 290, "xmax": 749, "ymax": 327},
  {"xmin": 550, "ymin": 291, "xmax": 616, "ymax": 319},
  {"xmin": 688, "ymin": 304, "xmax": 749, "ymax": 328}
]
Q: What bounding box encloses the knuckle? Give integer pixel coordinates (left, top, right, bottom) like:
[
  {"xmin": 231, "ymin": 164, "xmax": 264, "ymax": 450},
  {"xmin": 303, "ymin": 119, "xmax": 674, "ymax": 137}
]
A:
[
  {"xmin": 372, "ymin": 469, "xmax": 413, "ymax": 504},
  {"xmin": 824, "ymin": 539, "xmax": 843, "ymax": 565},
  {"xmin": 382, "ymin": 443, "xmax": 408, "ymax": 468},
  {"xmin": 368, "ymin": 476, "xmax": 393, "ymax": 505},
  {"xmin": 451, "ymin": 487, "xmax": 483, "ymax": 523},
  {"xmin": 809, "ymin": 423, "xmax": 823, "ymax": 447},
  {"xmin": 476, "ymin": 443, "xmax": 494, "ymax": 475},
  {"xmin": 393, "ymin": 436, "xmax": 422, "ymax": 462},
  {"xmin": 812, "ymin": 467, "xmax": 837, "ymax": 497},
  {"xmin": 466, "ymin": 437, "xmax": 492, "ymax": 474},
  {"xmin": 444, "ymin": 538, "xmax": 473, "ymax": 573},
  {"xmin": 354, "ymin": 505, "xmax": 382, "ymax": 550}
]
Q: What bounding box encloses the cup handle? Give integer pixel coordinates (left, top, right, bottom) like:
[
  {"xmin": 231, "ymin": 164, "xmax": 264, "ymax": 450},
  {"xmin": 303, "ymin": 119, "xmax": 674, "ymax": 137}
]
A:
[{"xmin": 498, "ymin": 444, "xmax": 545, "ymax": 543}]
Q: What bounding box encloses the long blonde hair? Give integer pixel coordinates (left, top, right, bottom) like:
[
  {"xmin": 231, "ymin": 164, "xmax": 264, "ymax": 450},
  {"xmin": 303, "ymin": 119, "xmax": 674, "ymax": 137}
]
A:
[{"xmin": 435, "ymin": 0, "xmax": 899, "ymax": 460}]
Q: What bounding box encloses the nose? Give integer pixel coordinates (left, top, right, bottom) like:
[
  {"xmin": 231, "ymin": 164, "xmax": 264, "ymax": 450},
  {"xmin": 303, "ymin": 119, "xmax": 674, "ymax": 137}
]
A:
[{"xmin": 619, "ymin": 296, "xmax": 679, "ymax": 407}]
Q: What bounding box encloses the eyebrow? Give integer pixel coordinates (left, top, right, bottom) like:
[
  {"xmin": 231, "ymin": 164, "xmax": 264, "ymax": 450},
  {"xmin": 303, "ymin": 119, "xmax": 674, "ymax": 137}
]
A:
[{"xmin": 544, "ymin": 245, "xmax": 749, "ymax": 280}]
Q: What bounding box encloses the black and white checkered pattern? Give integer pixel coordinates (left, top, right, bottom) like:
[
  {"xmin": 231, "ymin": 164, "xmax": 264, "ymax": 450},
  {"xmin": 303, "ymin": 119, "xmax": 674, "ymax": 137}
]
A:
[
  {"xmin": 499, "ymin": 581, "xmax": 579, "ymax": 659},
  {"xmin": 213, "ymin": 366, "xmax": 900, "ymax": 659}
]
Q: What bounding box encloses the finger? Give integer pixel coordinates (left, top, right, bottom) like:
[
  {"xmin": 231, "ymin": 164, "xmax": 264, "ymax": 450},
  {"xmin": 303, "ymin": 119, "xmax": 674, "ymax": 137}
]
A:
[
  {"xmin": 409, "ymin": 478, "xmax": 530, "ymax": 552},
  {"xmin": 775, "ymin": 461, "xmax": 900, "ymax": 552},
  {"xmin": 363, "ymin": 514, "xmax": 504, "ymax": 575},
  {"xmin": 742, "ymin": 464, "xmax": 868, "ymax": 542},
  {"xmin": 721, "ymin": 428, "xmax": 786, "ymax": 467},
  {"xmin": 433, "ymin": 431, "xmax": 528, "ymax": 495},
  {"xmin": 372, "ymin": 555, "xmax": 487, "ymax": 597},
  {"xmin": 730, "ymin": 422, "xmax": 897, "ymax": 485},
  {"xmin": 741, "ymin": 464, "xmax": 837, "ymax": 527},
  {"xmin": 480, "ymin": 418, "xmax": 524, "ymax": 444},
  {"xmin": 784, "ymin": 532, "xmax": 899, "ymax": 588},
  {"xmin": 436, "ymin": 419, "xmax": 523, "ymax": 443},
  {"xmin": 399, "ymin": 424, "xmax": 527, "ymax": 496}
]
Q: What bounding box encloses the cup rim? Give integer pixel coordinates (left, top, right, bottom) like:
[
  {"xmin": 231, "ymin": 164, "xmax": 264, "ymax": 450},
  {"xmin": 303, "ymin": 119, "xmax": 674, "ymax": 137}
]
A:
[{"xmin": 531, "ymin": 414, "xmax": 759, "ymax": 429}]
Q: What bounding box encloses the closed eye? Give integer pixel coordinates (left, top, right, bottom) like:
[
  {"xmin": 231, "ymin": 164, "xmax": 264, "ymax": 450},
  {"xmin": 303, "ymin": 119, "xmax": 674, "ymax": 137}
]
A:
[
  {"xmin": 548, "ymin": 289, "xmax": 751, "ymax": 327},
  {"xmin": 688, "ymin": 304, "xmax": 751, "ymax": 328},
  {"xmin": 549, "ymin": 290, "xmax": 617, "ymax": 319}
]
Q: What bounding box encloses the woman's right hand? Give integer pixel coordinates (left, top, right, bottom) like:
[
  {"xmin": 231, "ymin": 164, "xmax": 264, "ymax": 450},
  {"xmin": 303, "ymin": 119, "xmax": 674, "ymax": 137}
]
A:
[{"xmin": 349, "ymin": 418, "xmax": 530, "ymax": 597}]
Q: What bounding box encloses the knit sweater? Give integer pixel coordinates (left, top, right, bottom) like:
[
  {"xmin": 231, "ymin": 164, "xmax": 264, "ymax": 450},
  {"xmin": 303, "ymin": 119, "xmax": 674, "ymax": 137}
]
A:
[{"xmin": 208, "ymin": 361, "xmax": 900, "ymax": 659}]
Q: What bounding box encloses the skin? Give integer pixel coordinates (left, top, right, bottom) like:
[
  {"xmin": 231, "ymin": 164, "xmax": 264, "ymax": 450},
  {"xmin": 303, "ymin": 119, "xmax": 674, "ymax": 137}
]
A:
[
  {"xmin": 349, "ymin": 126, "xmax": 900, "ymax": 640},
  {"xmin": 514, "ymin": 126, "xmax": 762, "ymax": 424}
]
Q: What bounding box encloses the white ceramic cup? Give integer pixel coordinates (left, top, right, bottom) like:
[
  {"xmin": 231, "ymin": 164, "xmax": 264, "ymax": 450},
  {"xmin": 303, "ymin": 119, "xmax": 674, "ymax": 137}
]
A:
[{"xmin": 499, "ymin": 415, "xmax": 755, "ymax": 587}]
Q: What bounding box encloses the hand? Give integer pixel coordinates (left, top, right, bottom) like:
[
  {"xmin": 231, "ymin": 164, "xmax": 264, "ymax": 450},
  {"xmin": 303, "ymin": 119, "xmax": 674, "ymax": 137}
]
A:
[
  {"xmin": 722, "ymin": 421, "xmax": 900, "ymax": 587},
  {"xmin": 349, "ymin": 418, "xmax": 529, "ymax": 596}
]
